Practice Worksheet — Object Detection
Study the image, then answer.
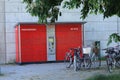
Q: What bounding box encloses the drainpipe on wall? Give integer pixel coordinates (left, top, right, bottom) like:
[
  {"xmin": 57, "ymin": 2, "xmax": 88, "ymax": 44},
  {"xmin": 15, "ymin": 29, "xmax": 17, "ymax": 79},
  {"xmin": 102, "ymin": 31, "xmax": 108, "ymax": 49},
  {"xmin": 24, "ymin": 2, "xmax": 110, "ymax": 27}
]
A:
[
  {"xmin": 117, "ymin": 16, "xmax": 119, "ymax": 33},
  {"xmin": 82, "ymin": 23, "xmax": 84, "ymax": 46},
  {"xmin": 117, "ymin": 16, "xmax": 120, "ymax": 45},
  {"xmin": 4, "ymin": 0, "xmax": 6, "ymax": 64}
]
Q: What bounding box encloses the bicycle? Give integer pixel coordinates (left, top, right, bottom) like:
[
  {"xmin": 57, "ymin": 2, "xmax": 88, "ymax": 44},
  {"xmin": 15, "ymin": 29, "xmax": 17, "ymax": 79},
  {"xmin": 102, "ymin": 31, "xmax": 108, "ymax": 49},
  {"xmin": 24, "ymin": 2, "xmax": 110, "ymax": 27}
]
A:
[
  {"xmin": 64, "ymin": 49, "xmax": 73, "ymax": 68},
  {"xmin": 103, "ymin": 46, "xmax": 120, "ymax": 72},
  {"xmin": 64, "ymin": 47, "xmax": 101, "ymax": 71},
  {"xmin": 91, "ymin": 51, "xmax": 101, "ymax": 68},
  {"xmin": 104, "ymin": 47, "xmax": 115, "ymax": 72},
  {"xmin": 73, "ymin": 47, "xmax": 92, "ymax": 71},
  {"xmin": 113, "ymin": 45, "xmax": 120, "ymax": 68}
]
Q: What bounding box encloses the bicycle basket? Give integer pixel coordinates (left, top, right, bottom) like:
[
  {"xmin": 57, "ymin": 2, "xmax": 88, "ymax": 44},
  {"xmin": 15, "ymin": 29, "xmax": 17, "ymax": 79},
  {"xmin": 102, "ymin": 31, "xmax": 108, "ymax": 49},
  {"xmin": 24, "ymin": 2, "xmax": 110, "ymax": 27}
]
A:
[{"xmin": 83, "ymin": 47, "xmax": 91, "ymax": 54}]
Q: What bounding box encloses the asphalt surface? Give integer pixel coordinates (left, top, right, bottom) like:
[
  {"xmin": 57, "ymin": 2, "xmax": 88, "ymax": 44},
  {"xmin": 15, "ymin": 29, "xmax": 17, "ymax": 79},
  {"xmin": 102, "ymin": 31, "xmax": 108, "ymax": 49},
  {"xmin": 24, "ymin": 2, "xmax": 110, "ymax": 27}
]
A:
[{"xmin": 0, "ymin": 62, "xmax": 120, "ymax": 80}]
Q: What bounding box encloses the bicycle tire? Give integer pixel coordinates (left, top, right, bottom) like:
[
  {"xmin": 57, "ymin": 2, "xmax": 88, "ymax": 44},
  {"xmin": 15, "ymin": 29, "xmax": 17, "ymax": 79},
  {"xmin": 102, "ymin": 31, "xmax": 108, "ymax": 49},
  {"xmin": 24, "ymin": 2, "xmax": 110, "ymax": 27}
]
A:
[
  {"xmin": 106, "ymin": 58, "xmax": 113, "ymax": 73},
  {"xmin": 73, "ymin": 55, "xmax": 77, "ymax": 71},
  {"xmin": 115, "ymin": 60, "xmax": 120, "ymax": 68},
  {"xmin": 84, "ymin": 58, "xmax": 92, "ymax": 69},
  {"xmin": 115, "ymin": 55, "xmax": 120, "ymax": 68},
  {"xmin": 92, "ymin": 56, "xmax": 101, "ymax": 68},
  {"xmin": 64, "ymin": 53, "xmax": 73, "ymax": 68},
  {"xmin": 73, "ymin": 56, "xmax": 81, "ymax": 71}
]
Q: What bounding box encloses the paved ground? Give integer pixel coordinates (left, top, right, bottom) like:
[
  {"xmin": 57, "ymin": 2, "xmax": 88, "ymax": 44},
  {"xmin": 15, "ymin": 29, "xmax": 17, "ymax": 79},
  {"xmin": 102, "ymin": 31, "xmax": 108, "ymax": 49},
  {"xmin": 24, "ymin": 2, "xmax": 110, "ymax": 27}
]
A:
[{"xmin": 0, "ymin": 62, "xmax": 120, "ymax": 80}]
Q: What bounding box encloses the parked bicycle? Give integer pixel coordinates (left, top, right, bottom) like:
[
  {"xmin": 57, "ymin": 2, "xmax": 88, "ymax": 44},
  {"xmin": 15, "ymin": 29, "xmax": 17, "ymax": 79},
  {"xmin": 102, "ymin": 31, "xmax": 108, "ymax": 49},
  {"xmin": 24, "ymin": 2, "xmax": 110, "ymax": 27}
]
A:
[
  {"xmin": 91, "ymin": 46, "xmax": 101, "ymax": 68},
  {"xmin": 64, "ymin": 48, "xmax": 73, "ymax": 68},
  {"xmin": 64, "ymin": 47, "xmax": 92, "ymax": 71},
  {"xmin": 64, "ymin": 46, "xmax": 102, "ymax": 71},
  {"xmin": 76, "ymin": 47, "xmax": 92, "ymax": 71},
  {"xmin": 103, "ymin": 46, "xmax": 120, "ymax": 72}
]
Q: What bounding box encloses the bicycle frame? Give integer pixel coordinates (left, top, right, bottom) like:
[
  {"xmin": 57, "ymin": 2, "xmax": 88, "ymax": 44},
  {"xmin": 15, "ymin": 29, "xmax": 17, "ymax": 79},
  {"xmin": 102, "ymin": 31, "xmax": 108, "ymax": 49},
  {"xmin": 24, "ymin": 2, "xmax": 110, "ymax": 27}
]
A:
[{"xmin": 103, "ymin": 47, "xmax": 120, "ymax": 72}]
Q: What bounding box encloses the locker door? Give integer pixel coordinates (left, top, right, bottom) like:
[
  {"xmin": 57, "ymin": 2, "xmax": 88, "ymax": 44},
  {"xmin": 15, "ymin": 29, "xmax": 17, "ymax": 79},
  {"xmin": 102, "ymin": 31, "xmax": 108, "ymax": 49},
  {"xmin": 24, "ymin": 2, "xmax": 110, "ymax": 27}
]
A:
[
  {"xmin": 55, "ymin": 23, "xmax": 83, "ymax": 61},
  {"xmin": 19, "ymin": 24, "xmax": 47, "ymax": 63}
]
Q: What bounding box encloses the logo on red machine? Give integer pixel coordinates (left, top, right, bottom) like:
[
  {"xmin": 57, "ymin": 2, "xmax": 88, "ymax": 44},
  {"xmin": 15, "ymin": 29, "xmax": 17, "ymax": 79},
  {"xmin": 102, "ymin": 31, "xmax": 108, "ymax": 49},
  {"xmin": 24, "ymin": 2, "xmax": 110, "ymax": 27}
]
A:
[
  {"xmin": 70, "ymin": 28, "xmax": 79, "ymax": 31},
  {"xmin": 21, "ymin": 28, "xmax": 37, "ymax": 31}
]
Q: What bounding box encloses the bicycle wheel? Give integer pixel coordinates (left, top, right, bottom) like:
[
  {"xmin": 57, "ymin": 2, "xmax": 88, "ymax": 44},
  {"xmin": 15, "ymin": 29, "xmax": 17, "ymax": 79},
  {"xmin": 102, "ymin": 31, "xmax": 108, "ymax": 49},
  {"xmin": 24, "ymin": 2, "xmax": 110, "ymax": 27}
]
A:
[
  {"xmin": 73, "ymin": 55, "xmax": 77, "ymax": 71},
  {"xmin": 115, "ymin": 55, "xmax": 120, "ymax": 68},
  {"xmin": 106, "ymin": 57, "xmax": 113, "ymax": 73},
  {"xmin": 92, "ymin": 56, "xmax": 101, "ymax": 68},
  {"xmin": 115, "ymin": 59, "xmax": 120, "ymax": 68},
  {"xmin": 64, "ymin": 53, "xmax": 73, "ymax": 68},
  {"xmin": 73, "ymin": 55, "xmax": 81, "ymax": 71},
  {"xmin": 81, "ymin": 54, "xmax": 92, "ymax": 70},
  {"xmin": 84, "ymin": 58, "xmax": 92, "ymax": 69}
]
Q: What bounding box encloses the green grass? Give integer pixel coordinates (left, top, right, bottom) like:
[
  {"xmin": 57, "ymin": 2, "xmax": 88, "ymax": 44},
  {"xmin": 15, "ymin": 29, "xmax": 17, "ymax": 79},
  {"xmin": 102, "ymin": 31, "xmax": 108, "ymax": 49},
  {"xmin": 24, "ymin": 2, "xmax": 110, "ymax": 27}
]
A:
[
  {"xmin": 100, "ymin": 57, "xmax": 106, "ymax": 61},
  {"xmin": 86, "ymin": 73, "xmax": 120, "ymax": 80},
  {"xmin": 0, "ymin": 73, "xmax": 4, "ymax": 76}
]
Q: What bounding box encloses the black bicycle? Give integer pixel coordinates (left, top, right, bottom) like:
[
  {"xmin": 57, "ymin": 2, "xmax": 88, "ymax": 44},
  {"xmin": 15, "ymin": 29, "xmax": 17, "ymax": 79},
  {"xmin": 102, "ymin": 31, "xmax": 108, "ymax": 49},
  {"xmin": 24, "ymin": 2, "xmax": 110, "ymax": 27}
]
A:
[{"xmin": 103, "ymin": 47, "xmax": 120, "ymax": 72}]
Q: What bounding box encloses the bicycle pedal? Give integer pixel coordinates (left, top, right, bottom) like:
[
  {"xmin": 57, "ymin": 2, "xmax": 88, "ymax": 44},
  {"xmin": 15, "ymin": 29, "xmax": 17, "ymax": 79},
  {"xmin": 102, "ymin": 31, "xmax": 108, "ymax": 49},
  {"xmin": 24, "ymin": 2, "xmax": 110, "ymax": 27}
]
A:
[{"xmin": 83, "ymin": 65, "xmax": 85, "ymax": 67}]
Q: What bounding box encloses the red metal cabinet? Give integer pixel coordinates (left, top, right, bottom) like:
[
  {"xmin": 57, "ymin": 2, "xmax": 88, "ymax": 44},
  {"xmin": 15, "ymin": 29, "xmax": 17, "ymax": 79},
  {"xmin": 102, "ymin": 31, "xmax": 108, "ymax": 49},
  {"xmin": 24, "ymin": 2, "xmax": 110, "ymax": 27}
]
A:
[
  {"xmin": 15, "ymin": 24, "xmax": 47, "ymax": 63},
  {"xmin": 15, "ymin": 22, "xmax": 84, "ymax": 64},
  {"xmin": 55, "ymin": 23, "xmax": 83, "ymax": 61}
]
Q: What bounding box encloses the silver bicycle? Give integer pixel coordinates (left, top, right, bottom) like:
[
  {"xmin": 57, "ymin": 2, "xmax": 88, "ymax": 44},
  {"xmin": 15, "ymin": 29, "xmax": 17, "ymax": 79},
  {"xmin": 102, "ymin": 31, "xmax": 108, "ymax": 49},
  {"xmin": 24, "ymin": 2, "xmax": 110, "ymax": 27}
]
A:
[{"xmin": 73, "ymin": 47, "xmax": 92, "ymax": 71}]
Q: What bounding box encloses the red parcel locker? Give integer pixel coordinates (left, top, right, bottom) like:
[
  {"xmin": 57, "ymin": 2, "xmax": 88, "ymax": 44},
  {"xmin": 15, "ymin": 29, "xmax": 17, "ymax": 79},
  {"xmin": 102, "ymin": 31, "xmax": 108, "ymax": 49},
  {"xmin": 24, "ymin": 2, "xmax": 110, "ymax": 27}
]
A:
[
  {"xmin": 15, "ymin": 22, "xmax": 84, "ymax": 64},
  {"xmin": 55, "ymin": 23, "xmax": 83, "ymax": 61},
  {"xmin": 15, "ymin": 24, "xmax": 47, "ymax": 64}
]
